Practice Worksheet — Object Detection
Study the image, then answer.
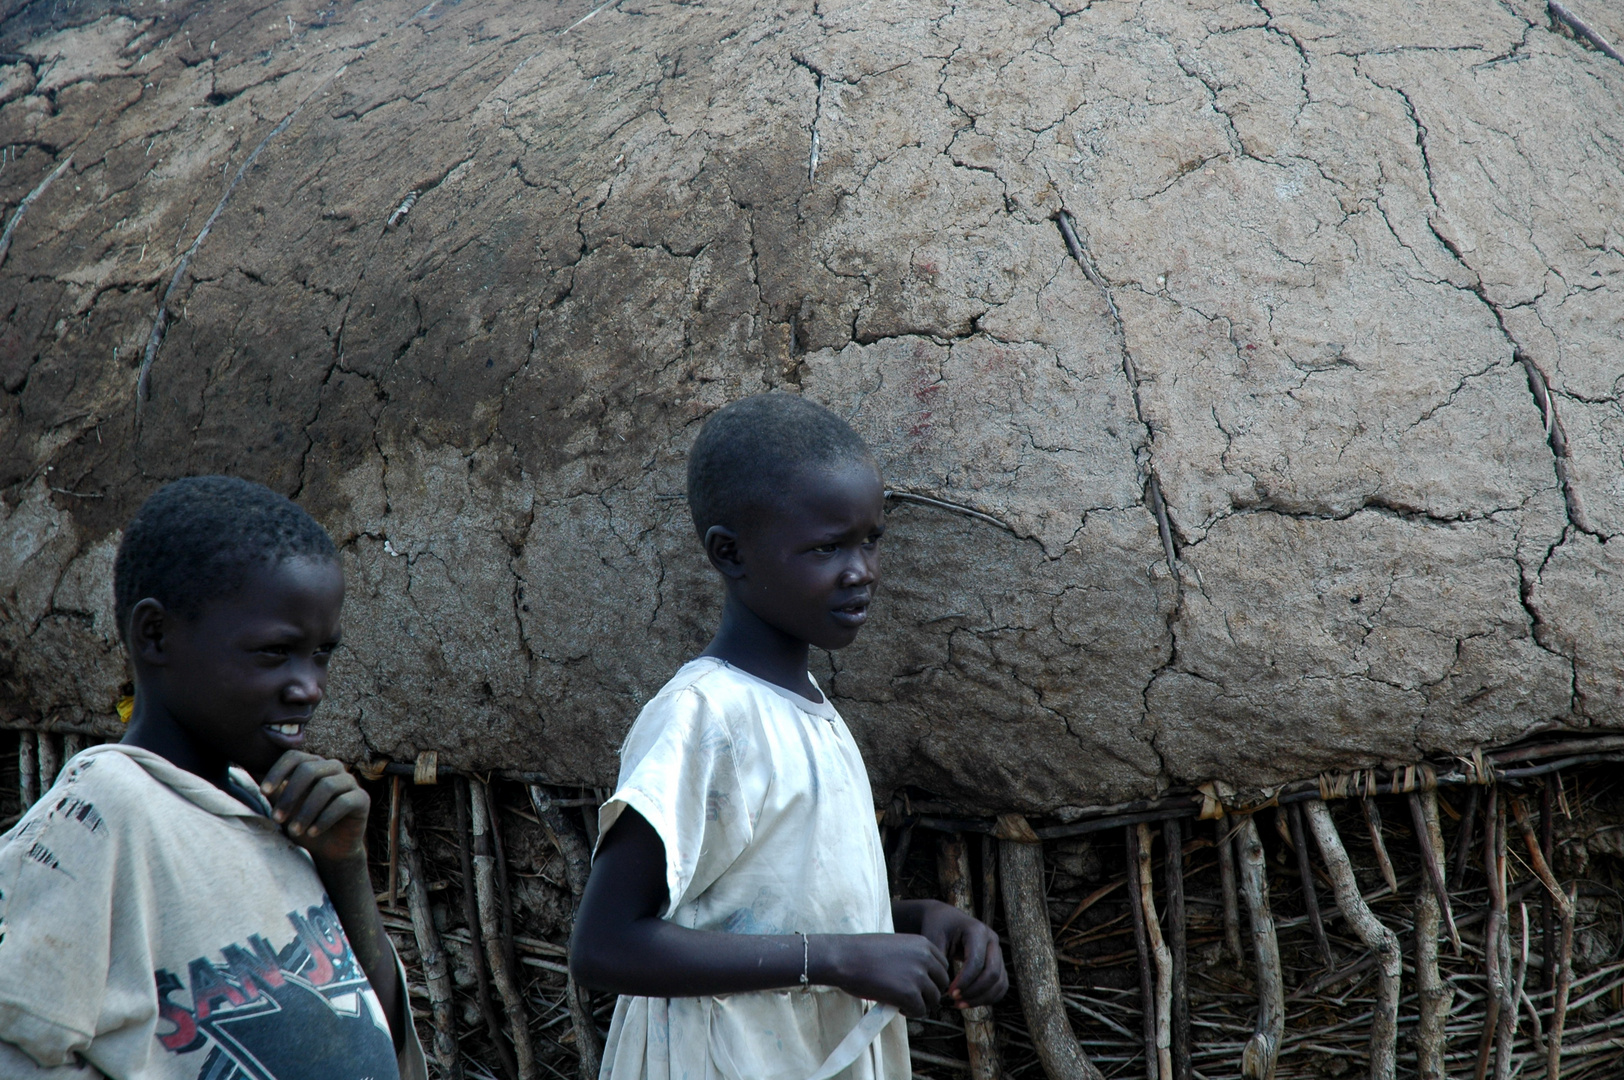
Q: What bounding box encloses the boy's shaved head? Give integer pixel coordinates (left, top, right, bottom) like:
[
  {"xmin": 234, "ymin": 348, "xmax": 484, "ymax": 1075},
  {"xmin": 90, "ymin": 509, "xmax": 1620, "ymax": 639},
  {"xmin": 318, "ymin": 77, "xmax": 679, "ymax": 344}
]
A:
[
  {"xmin": 687, "ymin": 394, "xmax": 877, "ymax": 536},
  {"xmin": 114, "ymin": 475, "xmax": 337, "ymax": 641}
]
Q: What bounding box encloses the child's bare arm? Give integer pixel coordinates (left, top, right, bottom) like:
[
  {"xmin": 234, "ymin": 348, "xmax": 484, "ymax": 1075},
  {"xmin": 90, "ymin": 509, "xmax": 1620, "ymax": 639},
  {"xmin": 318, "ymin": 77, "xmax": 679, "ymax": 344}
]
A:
[
  {"xmin": 571, "ymin": 809, "xmax": 954, "ymax": 1016},
  {"xmin": 260, "ymin": 751, "xmax": 405, "ymax": 1051}
]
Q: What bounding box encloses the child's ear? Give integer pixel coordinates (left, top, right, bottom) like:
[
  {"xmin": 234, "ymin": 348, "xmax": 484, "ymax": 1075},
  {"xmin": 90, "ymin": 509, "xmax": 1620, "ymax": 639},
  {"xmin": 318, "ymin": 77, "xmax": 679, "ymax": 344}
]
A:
[
  {"xmin": 703, "ymin": 525, "xmax": 746, "ymax": 580},
  {"xmin": 129, "ymin": 598, "xmax": 173, "ymax": 666}
]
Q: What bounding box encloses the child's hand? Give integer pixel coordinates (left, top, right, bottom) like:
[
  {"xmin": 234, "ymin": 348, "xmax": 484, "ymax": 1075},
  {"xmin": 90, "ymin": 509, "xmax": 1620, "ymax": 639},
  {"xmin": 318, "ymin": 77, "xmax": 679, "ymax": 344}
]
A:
[
  {"xmin": 815, "ymin": 933, "xmax": 951, "ymax": 1017},
  {"xmin": 260, "ymin": 751, "xmax": 372, "ymax": 866},
  {"xmin": 895, "ymin": 899, "xmax": 1009, "ymax": 1008}
]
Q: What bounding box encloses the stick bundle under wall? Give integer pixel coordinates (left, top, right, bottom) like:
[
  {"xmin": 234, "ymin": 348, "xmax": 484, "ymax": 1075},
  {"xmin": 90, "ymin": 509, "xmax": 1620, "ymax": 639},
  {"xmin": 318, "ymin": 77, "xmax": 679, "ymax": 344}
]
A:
[{"xmin": 9, "ymin": 729, "xmax": 1624, "ymax": 1080}]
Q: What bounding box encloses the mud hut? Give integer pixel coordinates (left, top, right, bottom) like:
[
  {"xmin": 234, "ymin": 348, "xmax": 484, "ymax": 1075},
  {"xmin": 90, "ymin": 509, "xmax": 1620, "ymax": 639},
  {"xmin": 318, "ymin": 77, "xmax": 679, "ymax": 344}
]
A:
[{"xmin": 3, "ymin": 0, "xmax": 1624, "ymax": 1077}]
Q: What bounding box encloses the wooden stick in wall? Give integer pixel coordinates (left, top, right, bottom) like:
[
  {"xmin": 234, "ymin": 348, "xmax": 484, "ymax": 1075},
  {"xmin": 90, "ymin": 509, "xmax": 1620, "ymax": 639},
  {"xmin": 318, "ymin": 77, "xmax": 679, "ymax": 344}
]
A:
[
  {"xmin": 1549, "ymin": 883, "xmax": 1576, "ymax": 1080},
  {"xmin": 528, "ymin": 785, "xmax": 603, "ymax": 1080},
  {"xmin": 1125, "ymin": 825, "xmax": 1158, "ymax": 1080},
  {"xmin": 18, "ymin": 733, "xmax": 36, "ymax": 809},
  {"xmin": 1492, "ymin": 895, "xmax": 1522, "ymax": 1080},
  {"xmin": 936, "ymin": 833, "xmax": 1002, "ymax": 1080},
  {"xmin": 458, "ymin": 779, "xmax": 520, "ymax": 1080},
  {"xmin": 1408, "ymin": 792, "xmax": 1461, "ymax": 952},
  {"xmin": 1362, "ymin": 797, "xmax": 1399, "ymax": 894},
  {"xmin": 1453, "ymin": 785, "xmax": 1480, "ymax": 884},
  {"xmin": 978, "ymin": 833, "xmax": 997, "ymax": 930},
  {"xmin": 1136, "ymin": 823, "xmax": 1173, "ymax": 1080},
  {"xmin": 1162, "ymin": 818, "xmax": 1191, "ymax": 1080},
  {"xmin": 1542, "ymin": 780, "xmax": 1556, "ymax": 994},
  {"xmin": 471, "ymin": 778, "xmax": 536, "ymax": 1080},
  {"xmin": 1286, "ymin": 804, "xmax": 1332, "ymax": 967},
  {"xmin": 1492, "ymin": 795, "xmax": 1514, "ymax": 1080},
  {"xmin": 1304, "ymin": 799, "xmax": 1400, "ymax": 1080},
  {"xmin": 998, "ymin": 826, "xmax": 1106, "ymax": 1080},
  {"xmin": 37, "ymin": 733, "xmax": 59, "ymax": 792},
  {"xmin": 1475, "ymin": 788, "xmax": 1504, "ymax": 1080},
  {"xmin": 1413, "ymin": 790, "xmax": 1452, "ymax": 1080},
  {"xmin": 387, "ymin": 774, "xmax": 402, "ymax": 909},
  {"xmin": 1216, "ymin": 812, "xmax": 1244, "ymax": 965},
  {"xmin": 1235, "ymin": 815, "xmax": 1282, "ymax": 1080},
  {"xmin": 484, "ymin": 783, "xmax": 520, "ymax": 980},
  {"xmin": 398, "ymin": 793, "xmax": 464, "ymax": 1078}
]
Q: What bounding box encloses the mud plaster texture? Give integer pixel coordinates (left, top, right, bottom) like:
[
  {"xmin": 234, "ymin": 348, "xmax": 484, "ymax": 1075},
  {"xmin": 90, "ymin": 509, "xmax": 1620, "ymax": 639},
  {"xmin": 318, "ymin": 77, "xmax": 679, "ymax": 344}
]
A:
[{"xmin": 1, "ymin": 0, "xmax": 1621, "ymax": 813}]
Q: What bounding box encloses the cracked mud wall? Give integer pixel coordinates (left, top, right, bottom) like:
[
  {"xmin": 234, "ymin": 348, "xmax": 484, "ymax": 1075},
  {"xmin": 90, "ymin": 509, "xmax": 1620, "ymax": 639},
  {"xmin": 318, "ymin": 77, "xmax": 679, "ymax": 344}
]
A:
[{"xmin": 1, "ymin": 0, "xmax": 1621, "ymax": 811}]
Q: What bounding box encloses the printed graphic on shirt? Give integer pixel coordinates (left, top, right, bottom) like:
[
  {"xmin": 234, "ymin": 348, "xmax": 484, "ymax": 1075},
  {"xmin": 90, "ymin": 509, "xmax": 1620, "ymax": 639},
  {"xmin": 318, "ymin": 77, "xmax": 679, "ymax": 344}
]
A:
[
  {"xmin": 154, "ymin": 897, "xmax": 398, "ymax": 1080},
  {"xmin": 5, "ymin": 780, "xmax": 108, "ymax": 885}
]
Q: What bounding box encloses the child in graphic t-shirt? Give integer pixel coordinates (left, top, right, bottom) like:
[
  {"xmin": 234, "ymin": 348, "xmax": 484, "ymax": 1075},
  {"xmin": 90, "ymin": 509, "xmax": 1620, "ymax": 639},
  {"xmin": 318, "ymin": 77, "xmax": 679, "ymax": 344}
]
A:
[
  {"xmin": 571, "ymin": 395, "xmax": 1007, "ymax": 1080},
  {"xmin": 0, "ymin": 476, "xmax": 425, "ymax": 1080}
]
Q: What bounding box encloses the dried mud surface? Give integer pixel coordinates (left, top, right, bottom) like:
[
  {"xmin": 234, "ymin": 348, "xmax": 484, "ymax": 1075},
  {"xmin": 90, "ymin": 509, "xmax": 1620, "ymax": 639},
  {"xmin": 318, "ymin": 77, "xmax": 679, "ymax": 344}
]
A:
[{"xmin": 1, "ymin": 0, "xmax": 1620, "ymax": 810}]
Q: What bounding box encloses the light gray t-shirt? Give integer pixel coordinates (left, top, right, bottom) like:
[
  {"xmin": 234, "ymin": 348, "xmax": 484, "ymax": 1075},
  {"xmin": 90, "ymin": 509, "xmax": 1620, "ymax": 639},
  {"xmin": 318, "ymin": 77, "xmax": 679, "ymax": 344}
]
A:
[{"xmin": 0, "ymin": 743, "xmax": 424, "ymax": 1080}]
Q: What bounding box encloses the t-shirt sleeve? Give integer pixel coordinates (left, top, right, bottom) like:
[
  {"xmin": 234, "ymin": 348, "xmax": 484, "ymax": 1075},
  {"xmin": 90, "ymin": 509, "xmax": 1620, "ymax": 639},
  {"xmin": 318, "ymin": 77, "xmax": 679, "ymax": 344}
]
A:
[
  {"xmin": 0, "ymin": 788, "xmax": 120, "ymax": 1067},
  {"xmin": 598, "ymin": 687, "xmax": 753, "ymax": 918}
]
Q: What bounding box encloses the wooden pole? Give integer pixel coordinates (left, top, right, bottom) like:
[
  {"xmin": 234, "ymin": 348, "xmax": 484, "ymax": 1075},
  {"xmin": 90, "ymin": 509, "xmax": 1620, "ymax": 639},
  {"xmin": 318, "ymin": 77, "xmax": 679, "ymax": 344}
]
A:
[
  {"xmin": 387, "ymin": 774, "xmax": 402, "ymax": 909},
  {"xmin": 1362, "ymin": 797, "xmax": 1399, "ymax": 894},
  {"xmin": 37, "ymin": 733, "xmax": 59, "ymax": 792},
  {"xmin": 1125, "ymin": 825, "xmax": 1158, "ymax": 1080},
  {"xmin": 1235, "ymin": 815, "xmax": 1283, "ymax": 1080},
  {"xmin": 1549, "ymin": 884, "xmax": 1576, "ymax": 1080},
  {"xmin": 1304, "ymin": 799, "xmax": 1400, "ymax": 1080},
  {"xmin": 937, "ymin": 833, "xmax": 1002, "ymax": 1080},
  {"xmin": 1493, "ymin": 896, "xmax": 1523, "ymax": 1080},
  {"xmin": 1511, "ymin": 794, "xmax": 1577, "ymax": 1080},
  {"xmin": 1162, "ymin": 819, "xmax": 1190, "ymax": 1080},
  {"xmin": 457, "ymin": 779, "xmax": 520, "ymax": 1080},
  {"xmin": 1453, "ymin": 785, "xmax": 1480, "ymax": 884},
  {"xmin": 1286, "ymin": 803, "xmax": 1332, "ymax": 967},
  {"xmin": 1408, "ymin": 792, "xmax": 1461, "ymax": 953},
  {"xmin": 978, "ymin": 833, "xmax": 998, "ymax": 929},
  {"xmin": 887, "ymin": 820, "xmax": 915, "ymax": 897},
  {"xmin": 528, "ymin": 785, "xmax": 603, "ymax": 1080},
  {"xmin": 1512, "ymin": 795, "xmax": 1571, "ymax": 921},
  {"xmin": 18, "ymin": 733, "xmax": 37, "ymax": 809},
  {"xmin": 999, "ymin": 829, "xmax": 1106, "ymax": 1080},
  {"xmin": 1136, "ymin": 824, "xmax": 1173, "ymax": 1080},
  {"xmin": 398, "ymin": 793, "xmax": 464, "ymax": 1078},
  {"xmin": 1541, "ymin": 779, "xmax": 1556, "ymax": 994},
  {"xmin": 1217, "ymin": 813, "xmax": 1244, "ymax": 965},
  {"xmin": 1474, "ymin": 787, "xmax": 1503, "ymax": 1080},
  {"xmin": 471, "ymin": 778, "xmax": 536, "ymax": 1080},
  {"xmin": 1413, "ymin": 790, "xmax": 1453, "ymax": 1080},
  {"xmin": 1492, "ymin": 796, "xmax": 1514, "ymax": 1080}
]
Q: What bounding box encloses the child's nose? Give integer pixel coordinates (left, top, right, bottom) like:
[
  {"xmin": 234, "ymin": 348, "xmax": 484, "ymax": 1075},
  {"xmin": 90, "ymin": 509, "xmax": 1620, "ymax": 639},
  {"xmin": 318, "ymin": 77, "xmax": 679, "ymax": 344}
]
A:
[{"xmin": 284, "ymin": 661, "xmax": 326, "ymax": 703}]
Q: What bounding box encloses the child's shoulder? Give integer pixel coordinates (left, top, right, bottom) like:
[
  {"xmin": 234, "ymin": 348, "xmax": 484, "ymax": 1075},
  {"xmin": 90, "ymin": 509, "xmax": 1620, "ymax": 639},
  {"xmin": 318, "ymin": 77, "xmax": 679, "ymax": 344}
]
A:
[
  {"xmin": 3, "ymin": 745, "xmax": 166, "ymax": 844},
  {"xmin": 632, "ymin": 658, "xmax": 744, "ymax": 732}
]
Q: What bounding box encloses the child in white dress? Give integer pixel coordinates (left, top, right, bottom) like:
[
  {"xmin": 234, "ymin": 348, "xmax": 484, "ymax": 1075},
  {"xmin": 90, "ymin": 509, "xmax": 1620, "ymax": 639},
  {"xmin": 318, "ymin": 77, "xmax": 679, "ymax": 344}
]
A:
[{"xmin": 571, "ymin": 395, "xmax": 1007, "ymax": 1080}]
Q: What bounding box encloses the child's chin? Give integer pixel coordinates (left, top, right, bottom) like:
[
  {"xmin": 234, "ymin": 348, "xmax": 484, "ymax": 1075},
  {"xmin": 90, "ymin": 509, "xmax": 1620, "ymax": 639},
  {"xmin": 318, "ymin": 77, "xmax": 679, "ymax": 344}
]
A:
[
  {"xmin": 239, "ymin": 742, "xmax": 295, "ymax": 780},
  {"xmin": 818, "ymin": 627, "xmax": 864, "ymax": 651}
]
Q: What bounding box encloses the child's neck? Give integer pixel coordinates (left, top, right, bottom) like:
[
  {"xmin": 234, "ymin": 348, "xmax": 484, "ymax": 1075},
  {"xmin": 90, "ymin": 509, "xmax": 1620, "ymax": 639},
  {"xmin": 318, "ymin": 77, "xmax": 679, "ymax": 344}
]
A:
[
  {"xmin": 701, "ymin": 594, "xmax": 823, "ymax": 702},
  {"xmin": 122, "ymin": 692, "xmax": 235, "ymax": 793}
]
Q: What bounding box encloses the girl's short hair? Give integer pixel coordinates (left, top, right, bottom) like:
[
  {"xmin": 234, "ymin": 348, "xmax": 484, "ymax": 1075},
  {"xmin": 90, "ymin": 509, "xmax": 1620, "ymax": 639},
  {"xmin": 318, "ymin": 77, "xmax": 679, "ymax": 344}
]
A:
[{"xmin": 686, "ymin": 393, "xmax": 877, "ymax": 536}]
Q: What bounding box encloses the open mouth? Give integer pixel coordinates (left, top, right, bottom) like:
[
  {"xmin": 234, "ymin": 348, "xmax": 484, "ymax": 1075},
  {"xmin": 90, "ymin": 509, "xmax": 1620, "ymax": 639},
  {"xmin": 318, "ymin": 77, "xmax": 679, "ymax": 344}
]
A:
[
  {"xmin": 264, "ymin": 722, "xmax": 306, "ymax": 748},
  {"xmin": 832, "ymin": 601, "xmax": 870, "ymax": 628}
]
